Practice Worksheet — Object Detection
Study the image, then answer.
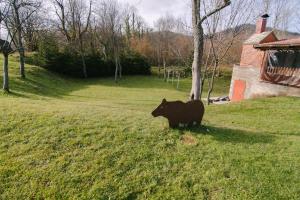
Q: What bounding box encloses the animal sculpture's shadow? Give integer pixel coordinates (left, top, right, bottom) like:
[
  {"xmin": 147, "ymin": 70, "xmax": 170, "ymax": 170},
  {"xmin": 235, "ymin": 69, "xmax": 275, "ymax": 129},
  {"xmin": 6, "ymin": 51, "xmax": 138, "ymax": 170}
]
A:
[
  {"xmin": 178, "ymin": 125, "xmax": 275, "ymax": 144},
  {"xmin": 152, "ymin": 99, "xmax": 205, "ymax": 128}
]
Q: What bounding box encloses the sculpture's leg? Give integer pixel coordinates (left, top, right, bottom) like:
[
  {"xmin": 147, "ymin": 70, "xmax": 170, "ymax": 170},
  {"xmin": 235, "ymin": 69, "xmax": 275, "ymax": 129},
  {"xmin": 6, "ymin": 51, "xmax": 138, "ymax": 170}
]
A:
[
  {"xmin": 169, "ymin": 121, "xmax": 178, "ymax": 128},
  {"xmin": 188, "ymin": 121, "xmax": 194, "ymax": 127},
  {"xmin": 195, "ymin": 119, "xmax": 202, "ymax": 126}
]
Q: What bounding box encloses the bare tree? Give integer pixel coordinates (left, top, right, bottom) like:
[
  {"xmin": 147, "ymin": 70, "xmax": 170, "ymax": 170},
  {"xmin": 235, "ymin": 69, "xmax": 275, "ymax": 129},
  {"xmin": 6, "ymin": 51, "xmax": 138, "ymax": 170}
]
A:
[
  {"xmin": 53, "ymin": 0, "xmax": 92, "ymax": 78},
  {"xmin": 259, "ymin": 0, "xmax": 298, "ymax": 37},
  {"xmin": 96, "ymin": 0, "xmax": 124, "ymax": 82},
  {"xmin": 53, "ymin": 0, "xmax": 71, "ymax": 41},
  {"xmin": 202, "ymin": 0, "xmax": 255, "ymax": 103},
  {"xmin": 0, "ymin": 39, "xmax": 14, "ymax": 92},
  {"xmin": 22, "ymin": 9, "xmax": 43, "ymax": 51},
  {"xmin": 155, "ymin": 15, "xmax": 176, "ymax": 81},
  {"xmin": 6, "ymin": 0, "xmax": 40, "ymax": 79},
  {"xmin": 73, "ymin": 0, "xmax": 92, "ymax": 78},
  {"xmin": 190, "ymin": 0, "xmax": 231, "ymax": 100},
  {"xmin": 0, "ymin": 1, "xmax": 15, "ymax": 92}
]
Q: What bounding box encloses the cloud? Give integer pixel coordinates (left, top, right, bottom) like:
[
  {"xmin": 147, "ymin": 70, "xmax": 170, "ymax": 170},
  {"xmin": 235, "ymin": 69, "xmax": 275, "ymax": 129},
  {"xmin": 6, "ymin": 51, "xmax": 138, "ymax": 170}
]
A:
[{"xmin": 123, "ymin": 0, "xmax": 191, "ymax": 27}]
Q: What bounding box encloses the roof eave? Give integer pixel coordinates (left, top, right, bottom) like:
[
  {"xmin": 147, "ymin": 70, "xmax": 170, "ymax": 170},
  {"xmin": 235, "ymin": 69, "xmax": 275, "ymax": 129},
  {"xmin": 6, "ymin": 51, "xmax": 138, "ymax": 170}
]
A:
[{"xmin": 254, "ymin": 44, "xmax": 300, "ymax": 50}]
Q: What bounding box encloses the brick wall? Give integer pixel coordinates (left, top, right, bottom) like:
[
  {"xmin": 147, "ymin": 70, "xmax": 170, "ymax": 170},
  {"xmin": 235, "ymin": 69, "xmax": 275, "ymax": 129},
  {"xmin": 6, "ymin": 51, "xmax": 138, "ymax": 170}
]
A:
[
  {"xmin": 240, "ymin": 33, "xmax": 277, "ymax": 68},
  {"xmin": 240, "ymin": 45, "xmax": 265, "ymax": 67}
]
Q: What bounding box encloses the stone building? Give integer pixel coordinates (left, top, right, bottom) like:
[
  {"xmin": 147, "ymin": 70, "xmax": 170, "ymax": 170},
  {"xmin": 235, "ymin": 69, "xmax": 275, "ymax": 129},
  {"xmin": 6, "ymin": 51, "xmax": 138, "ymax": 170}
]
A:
[{"xmin": 229, "ymin": 15, "xmax": 300, "ymax": 101}]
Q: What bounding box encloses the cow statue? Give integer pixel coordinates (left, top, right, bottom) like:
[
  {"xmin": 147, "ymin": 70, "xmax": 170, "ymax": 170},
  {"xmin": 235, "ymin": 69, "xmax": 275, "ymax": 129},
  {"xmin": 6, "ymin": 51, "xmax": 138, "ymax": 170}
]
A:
[{"xmin": 152, "ymin": 99, "xmax": 205, "ymax": 128}]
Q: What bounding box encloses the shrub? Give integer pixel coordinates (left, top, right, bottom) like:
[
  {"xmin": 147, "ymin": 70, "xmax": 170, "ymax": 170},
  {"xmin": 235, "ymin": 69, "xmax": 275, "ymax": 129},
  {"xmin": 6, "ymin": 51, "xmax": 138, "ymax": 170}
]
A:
[
  {"xmin": 121, "ymin": 52, "xmax": 151, "ymax": 75},
  {"xmin": 27, "ymin": 38, "xmax": 151, "ymax": 78}
]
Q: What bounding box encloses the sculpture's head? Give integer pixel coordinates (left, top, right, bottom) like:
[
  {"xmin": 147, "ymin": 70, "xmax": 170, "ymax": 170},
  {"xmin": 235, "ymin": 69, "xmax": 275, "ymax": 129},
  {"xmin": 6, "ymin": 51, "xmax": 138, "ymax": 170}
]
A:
[{"xmin": 152, "ymin": 99, "xmax": 168, "ymax": 117}]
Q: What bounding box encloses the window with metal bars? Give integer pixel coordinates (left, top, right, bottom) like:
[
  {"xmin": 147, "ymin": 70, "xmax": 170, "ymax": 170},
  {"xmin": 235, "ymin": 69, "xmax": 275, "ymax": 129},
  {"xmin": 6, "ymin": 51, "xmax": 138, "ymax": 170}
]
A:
[{"xmin": 261, "ymin": 50, "xmax": 300, "ymax": 87}]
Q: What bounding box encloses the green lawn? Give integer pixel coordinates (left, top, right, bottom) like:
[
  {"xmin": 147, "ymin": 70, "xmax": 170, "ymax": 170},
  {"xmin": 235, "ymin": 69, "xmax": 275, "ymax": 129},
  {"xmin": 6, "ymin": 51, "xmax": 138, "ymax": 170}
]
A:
[{"xmin": 0, "ymin": 56, "xmax": 300, "ymax": 199}]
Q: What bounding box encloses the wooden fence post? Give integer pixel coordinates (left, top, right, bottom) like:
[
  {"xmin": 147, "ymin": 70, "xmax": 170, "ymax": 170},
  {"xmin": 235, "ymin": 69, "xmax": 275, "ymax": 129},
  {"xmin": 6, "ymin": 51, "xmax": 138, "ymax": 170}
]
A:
[
  {"xmin": 177, "ymin": 72, "xmax": 180, "ymax": 89},
  {"xmin": 172, "ymin": 70, "xmax": 175, "ymax": 85}
]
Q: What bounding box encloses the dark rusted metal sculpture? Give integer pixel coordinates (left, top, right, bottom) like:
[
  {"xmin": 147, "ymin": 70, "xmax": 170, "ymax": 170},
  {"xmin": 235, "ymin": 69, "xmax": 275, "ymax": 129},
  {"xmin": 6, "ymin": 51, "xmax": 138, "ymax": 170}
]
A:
[{"xmin": 152, "ymin": 99, "xmax": 205, "ymax": 128}]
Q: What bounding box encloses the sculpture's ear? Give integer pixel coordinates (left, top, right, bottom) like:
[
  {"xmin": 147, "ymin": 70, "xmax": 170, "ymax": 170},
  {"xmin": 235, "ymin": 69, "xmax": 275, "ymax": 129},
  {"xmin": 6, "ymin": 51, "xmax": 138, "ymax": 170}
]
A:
[{"xmin": 162, "ymin": 98, "xmax": 167, "ymax": 103}]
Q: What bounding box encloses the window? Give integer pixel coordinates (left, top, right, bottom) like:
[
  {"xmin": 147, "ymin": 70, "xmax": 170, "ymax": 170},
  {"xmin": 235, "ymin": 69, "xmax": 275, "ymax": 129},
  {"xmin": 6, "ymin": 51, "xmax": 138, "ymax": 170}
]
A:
[{"xmin": 268, "ymin": 50, "xmax": 300, "ymax": 69}]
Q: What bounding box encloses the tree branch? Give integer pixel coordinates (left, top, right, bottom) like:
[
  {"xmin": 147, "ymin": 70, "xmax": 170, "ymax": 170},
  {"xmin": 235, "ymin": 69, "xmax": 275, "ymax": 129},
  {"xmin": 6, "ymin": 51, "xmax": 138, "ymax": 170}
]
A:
[
  {"xmin": 82, "ymin": 0, "xmax": 92, "ymax": 34},
  {"xmin": 200, "ymin": 0, "xmax": 231, "ymax": 23}
]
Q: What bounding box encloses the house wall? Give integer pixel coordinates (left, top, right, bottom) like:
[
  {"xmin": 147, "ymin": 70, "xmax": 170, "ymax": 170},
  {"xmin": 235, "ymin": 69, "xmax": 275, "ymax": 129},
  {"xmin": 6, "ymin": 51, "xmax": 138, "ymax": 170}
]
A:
[{"xmin": 229, "ymin": 65, "xmax": 300, "ymax": 101}]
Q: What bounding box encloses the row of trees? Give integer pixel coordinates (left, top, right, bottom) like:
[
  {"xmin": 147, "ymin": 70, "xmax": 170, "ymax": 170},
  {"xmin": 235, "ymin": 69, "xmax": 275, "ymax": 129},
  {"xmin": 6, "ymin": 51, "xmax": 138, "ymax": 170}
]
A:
[
  {"xmin": 0, "ymin": 0, "xmax": 153, "ymax": 92},
  {"xmin": 50, "ymin": 0, "xmax": 152, "ymax": 80}
]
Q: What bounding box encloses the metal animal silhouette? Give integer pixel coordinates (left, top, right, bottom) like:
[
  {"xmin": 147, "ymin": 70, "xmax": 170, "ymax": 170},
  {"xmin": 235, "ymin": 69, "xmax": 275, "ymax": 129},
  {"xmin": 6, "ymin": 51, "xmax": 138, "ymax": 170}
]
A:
[{"xmin": 152, "ymin": 99, "xmax": 205, "ymax": 128}]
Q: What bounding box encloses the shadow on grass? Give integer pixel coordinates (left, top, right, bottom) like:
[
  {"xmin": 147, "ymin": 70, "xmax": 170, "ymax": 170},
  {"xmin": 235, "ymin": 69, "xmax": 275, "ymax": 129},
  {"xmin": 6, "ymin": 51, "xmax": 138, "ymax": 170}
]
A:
[
  {"xmin": 86, "ymin": 74, "xmax": 232, "ymax": 97},
  {"xmin": 7, "ymin": 91, "xmax": 30, "ymax": 98},
  {"xmin": 0, "ymin": 62, "xmax": 230, "ymax": 99},
  {"xmin": 1, "ymin": 67, "xmax": 89, "ymax": 99},
  {"xmin": 3, "ymin": 68, "xmax": 181, "ymax": 99},
  {"xmin": 87, "ymin": 76, "xmax": 185, "ymax": 89},
  {"xmin": 177, "ymin": 125, "xmax": 276, "ymax": 144}
]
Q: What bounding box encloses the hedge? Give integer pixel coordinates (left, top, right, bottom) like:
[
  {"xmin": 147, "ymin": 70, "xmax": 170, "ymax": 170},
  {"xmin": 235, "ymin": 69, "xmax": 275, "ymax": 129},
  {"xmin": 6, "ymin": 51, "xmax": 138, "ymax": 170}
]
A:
[{"xmin": 27, "ymin": 37, "xmax": 151, "ymax": 78}]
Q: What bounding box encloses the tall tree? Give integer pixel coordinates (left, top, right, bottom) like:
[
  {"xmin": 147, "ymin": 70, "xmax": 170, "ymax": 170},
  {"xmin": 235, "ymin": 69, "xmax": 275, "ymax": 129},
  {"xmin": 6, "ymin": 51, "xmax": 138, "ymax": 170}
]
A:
[
  {"xmin": 0, "ymin": 1, "xmax": 15, "ymax": 92},
  {"xmin": 190, "ymin": 0, "xmax": 231, "ymax": 100},
  {"xmin": 96, "ymin": 0, "xmax": 123, "ymax": 82},
  {"xmin": 0, "ymin": 39, "xmax": 14, "ymax": 92},
  {"xmin": 53, "ymin": 0, "xmax": 92, "ymax": 78},
  {"xmin": 22, "ymin": 10, "xmax": 43, "ymax": 51},
  {"xmin": 203, "ymin": 0, "xmax": 255, "ymax": 103},
  {"xmin": 7, "ymin": 0, "xmax": 40, "ymax": 79},
  {"xmin": 155, "ymin": 15, "xmax": 176, "ymax": 81}
]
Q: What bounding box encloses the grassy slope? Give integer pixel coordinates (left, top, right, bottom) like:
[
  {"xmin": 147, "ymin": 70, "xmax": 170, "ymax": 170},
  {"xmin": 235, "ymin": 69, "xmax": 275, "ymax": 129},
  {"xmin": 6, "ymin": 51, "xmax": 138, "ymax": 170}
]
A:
[{"xmin": 0, "ymin": 56, "xmax": 299, "ymax": 199}]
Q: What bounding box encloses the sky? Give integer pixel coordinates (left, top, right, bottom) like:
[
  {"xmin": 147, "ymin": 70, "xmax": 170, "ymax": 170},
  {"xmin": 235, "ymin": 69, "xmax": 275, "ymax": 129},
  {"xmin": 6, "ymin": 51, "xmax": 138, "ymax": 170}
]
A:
[
  {"xmin": 124, "ymin": 0, "xmax": 191, "ymax": 27},
  {"xmin": 123, "ymin": 0, "xmax": 299, "ymax": 33}
]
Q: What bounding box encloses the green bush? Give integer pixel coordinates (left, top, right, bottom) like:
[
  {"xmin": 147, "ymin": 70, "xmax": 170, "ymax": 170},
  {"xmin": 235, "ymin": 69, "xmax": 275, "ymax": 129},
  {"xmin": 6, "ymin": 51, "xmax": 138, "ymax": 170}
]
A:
[
  {"xmin": 121, "ymin": 52, "xmax": 151, "ymax": 75},
  {"xmin": 27, "ymin": 38, "xmax": 151, "ymax": 78}
]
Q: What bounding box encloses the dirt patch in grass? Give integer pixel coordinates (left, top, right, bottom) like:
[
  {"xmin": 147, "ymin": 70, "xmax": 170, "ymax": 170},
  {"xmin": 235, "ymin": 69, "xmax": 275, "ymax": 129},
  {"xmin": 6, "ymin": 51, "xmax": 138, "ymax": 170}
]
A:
[{"xmin": 181, "ymin": 134, "xmax": 198, "ymax": 145}]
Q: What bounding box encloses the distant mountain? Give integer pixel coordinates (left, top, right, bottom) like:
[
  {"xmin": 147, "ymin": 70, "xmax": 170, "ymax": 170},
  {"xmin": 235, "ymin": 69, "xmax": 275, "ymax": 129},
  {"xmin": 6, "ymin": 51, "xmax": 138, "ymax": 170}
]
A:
[
  {"xmin": 220, "ymin": 24, "xmax": 300, "ymax": 40},
  {"xmin": 144, "ymin": 24, "xmax": 300, "ymax": 65},
  {"xmin": 149, "ymin": 24, "xmax": 300, "ymax": 44}
]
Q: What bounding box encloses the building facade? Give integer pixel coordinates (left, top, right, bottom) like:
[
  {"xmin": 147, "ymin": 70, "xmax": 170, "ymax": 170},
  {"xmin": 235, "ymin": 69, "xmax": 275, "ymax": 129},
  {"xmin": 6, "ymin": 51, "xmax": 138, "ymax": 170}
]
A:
[{"xmin": 229, "ymin": 15, "xmax": 300, "ymax": 101}]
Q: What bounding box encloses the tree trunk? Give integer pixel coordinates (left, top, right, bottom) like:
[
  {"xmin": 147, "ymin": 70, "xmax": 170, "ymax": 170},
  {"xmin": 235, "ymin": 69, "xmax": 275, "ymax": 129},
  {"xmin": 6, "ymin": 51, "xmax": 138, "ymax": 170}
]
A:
[
  {"xmin": 19, "ymin": 47, "xmax": 25, "ymax": 79},
  {"xmin": 158, "ymin": 65, "xmax": 161, "ymax": 78},
  {"xmin": 114, "ymin": 55, "xmax": 119, "ymax": 83},
  {"xmin": 216, "ymin": 65, "xmax": 221, "ymax": 77},
  {"xmin": 207, "ymin": 29, "xmax": 219, "ymax": 105},
  {"xmin": 190, "ymin": 0, "xmax": 203, "ymax": 100},
  {"xmin": 15, "ymin": 11, "xmax": 25, "ymax": 79},
  {"xmin": 207, "ymin": 59, "xmax": 219, "ymax": 105},
  {"xmin": 79, "ymin": 39, "xmax": 88, "ymax": 78},
  {"xmin": 157, "ymin": 50, "xmax": 161, "ymax": 78},
  {"xmin": 103, "ymin": 46, "xmax": 108, "ymax": 61},
  {"xmin": 200, "ymin": 47, "xmax": 212, "ymax": 99},
  {"xmin": 177, "ymin": 73, "xmax": 180, "ymax": 89},
  {"xmin": 163, "ymin": 57, "xmax": 167, "ymax": 82},
  {"xmin": 80, "ymin": 53, "xmax": 88, "ymax": 79},
  {"xmin": 118, "ymin": 59, "xmax": 122, "ymax": 79},
  {"xmin": 3, "ymin": 53, "xmax": 9, "ymax": 92}
]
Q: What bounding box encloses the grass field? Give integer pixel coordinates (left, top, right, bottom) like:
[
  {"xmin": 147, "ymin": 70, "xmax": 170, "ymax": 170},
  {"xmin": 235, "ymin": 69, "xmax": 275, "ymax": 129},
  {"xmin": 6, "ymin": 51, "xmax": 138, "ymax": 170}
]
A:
[{"xmin": 0, "ymin": 56, "xmax": 300, "ymax": 199}]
